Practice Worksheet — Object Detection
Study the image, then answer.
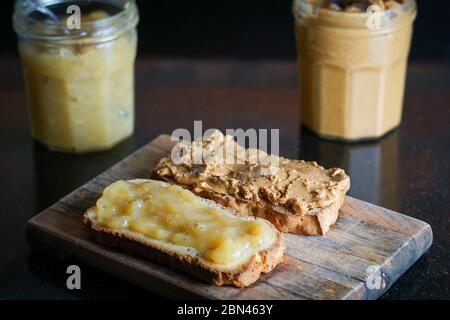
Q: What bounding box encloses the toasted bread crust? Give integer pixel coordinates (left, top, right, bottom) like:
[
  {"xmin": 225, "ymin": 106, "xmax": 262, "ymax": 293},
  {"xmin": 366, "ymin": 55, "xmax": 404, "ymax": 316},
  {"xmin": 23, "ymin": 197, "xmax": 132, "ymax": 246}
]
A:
[
  {"xmin": 83, "ymin": 182, "xmax": 284, "ymax": 287},
  {"xmin": 152, "ymin": 174, "xmax": 350, "ymax": 235}
]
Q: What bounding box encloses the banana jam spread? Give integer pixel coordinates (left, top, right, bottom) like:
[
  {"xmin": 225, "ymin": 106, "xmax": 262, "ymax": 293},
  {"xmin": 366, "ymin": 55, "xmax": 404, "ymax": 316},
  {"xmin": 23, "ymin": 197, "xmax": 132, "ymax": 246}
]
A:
[
  {"xmin": 92, "ymin": 180, "xmax": 277, "ymax": 265},
  {"xmin": 19, "ymin": 9, "xmax": 137, "ymax": 153},
  {"xmin": 154, "ymin": 131, "xmax": 350, "ymax": 215}
]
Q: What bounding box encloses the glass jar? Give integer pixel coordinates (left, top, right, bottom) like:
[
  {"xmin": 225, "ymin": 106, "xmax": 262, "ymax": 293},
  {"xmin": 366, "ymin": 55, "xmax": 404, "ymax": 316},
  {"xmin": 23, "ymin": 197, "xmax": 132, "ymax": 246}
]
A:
[
  {"xmin": 293, "ymin": 0, "xmax": 417, "ymax": 142},
  {"xmin": 13, "ymin": 0, "xmax": 139, "ymax": 153}
]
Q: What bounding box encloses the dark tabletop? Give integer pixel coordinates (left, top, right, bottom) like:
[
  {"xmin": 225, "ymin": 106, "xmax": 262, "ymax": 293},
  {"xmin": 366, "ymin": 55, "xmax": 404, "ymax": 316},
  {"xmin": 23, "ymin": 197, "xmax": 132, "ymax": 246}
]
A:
[{"xmin": 0, "ymin": 57, "xmax": 449, "ymax": 299}]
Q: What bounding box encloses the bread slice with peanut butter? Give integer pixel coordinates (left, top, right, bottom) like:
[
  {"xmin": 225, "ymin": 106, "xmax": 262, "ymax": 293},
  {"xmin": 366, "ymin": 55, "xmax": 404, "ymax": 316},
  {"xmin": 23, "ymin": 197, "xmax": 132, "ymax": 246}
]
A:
[
  {"xmin": 83, "ymin": 179, "xmax": 284, "ymax": 287},
  {"xmin": 152, "ymin": 131, "xmax": 350, "ymax": 235}
]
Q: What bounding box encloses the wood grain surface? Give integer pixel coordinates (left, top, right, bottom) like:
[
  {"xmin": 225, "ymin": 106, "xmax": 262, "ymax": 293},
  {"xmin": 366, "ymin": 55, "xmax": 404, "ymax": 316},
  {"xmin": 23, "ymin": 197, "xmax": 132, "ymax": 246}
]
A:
[{"xmin": 25, "ymin": 134, "xmax": 433, "ymax": 300}]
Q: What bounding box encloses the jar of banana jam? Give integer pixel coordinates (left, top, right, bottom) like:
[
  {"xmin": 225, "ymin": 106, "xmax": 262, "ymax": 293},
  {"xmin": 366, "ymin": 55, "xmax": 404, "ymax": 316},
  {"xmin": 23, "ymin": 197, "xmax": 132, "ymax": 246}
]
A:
[{"xmin": 13, "ymin": 0, "xmax": 139, "ymax": 153}]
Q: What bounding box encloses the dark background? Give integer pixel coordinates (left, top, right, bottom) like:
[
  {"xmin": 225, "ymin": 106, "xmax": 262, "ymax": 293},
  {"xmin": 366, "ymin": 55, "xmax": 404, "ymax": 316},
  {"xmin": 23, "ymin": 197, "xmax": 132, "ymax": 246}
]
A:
[{"xmin": 2, "ymin": 0, "xmax": 450, "ymax": 61}]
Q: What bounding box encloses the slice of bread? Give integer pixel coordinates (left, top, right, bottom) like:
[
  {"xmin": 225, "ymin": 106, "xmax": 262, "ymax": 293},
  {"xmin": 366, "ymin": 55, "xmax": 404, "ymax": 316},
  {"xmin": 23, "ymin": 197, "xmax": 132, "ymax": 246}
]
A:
[
  {"xmin": 151, "ymin": 131, "xmax": 350, "ymax": 235},
  {"xmin": 83, "ymin": 179, "xmax": 284, "ymax": 287}
]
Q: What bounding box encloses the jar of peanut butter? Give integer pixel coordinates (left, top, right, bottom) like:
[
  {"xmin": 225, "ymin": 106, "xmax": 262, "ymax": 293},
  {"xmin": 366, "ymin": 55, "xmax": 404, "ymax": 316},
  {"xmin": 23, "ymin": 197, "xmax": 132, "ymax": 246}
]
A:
[
  {"xmin": 13, "ymin": 0, "xmax": 139, "ymax": 153},
  {"xmin": 293, "ymin": 0, "xmax": 417, "ymax": 141}
]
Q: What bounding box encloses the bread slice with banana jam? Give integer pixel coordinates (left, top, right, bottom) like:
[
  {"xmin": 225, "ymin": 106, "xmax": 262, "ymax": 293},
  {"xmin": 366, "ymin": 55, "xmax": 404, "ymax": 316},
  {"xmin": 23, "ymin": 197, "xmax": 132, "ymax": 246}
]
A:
[{"xmin": 83, "ymin": 179, "xmax": 284, "ymax": 287}]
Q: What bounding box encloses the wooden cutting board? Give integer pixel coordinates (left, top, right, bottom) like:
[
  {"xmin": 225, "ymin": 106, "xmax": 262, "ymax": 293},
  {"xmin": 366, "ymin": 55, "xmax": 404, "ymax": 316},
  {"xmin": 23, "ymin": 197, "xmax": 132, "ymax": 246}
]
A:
[{"xmin": 26, "ymin": 135, "xmax": 433, "ymax": 300}]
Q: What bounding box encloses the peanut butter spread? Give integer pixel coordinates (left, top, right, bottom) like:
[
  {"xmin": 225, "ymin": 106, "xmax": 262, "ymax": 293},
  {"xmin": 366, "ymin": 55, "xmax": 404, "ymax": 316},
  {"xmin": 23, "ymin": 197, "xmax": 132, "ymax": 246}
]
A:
[
  {"xmin": 325, "ymin": 0, "xmax": 408, "ymax": 12},
  {"xmin": 293, "ymin": 0, "xmax": 416, "ymax": 141},
  {"xmin": 154, "ymin": 131, "xmax": 350, "ymax": 215}
]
